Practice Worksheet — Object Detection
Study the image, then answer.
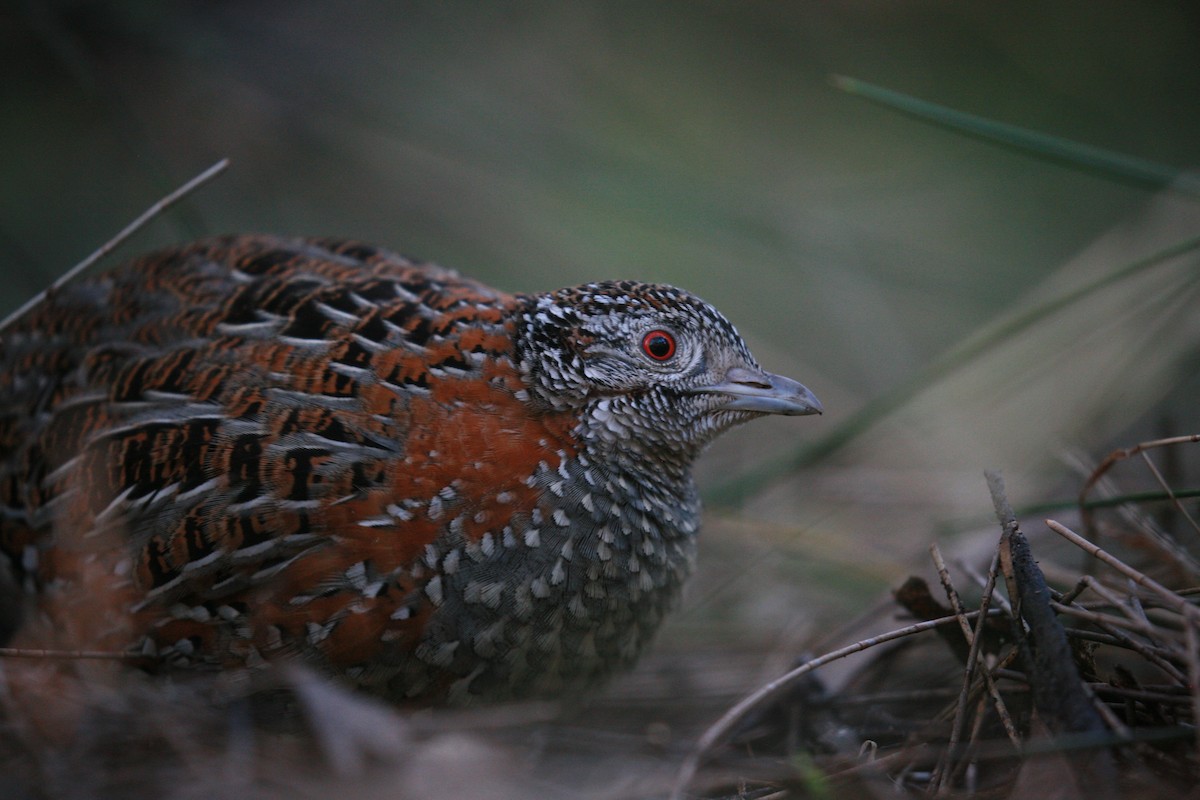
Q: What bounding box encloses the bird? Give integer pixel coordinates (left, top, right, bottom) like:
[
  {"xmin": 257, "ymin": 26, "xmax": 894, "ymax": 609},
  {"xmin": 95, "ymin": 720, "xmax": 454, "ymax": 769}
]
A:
[{"xmin": 0, "ymin": 234, "xmax": 821, "ymax": 705}]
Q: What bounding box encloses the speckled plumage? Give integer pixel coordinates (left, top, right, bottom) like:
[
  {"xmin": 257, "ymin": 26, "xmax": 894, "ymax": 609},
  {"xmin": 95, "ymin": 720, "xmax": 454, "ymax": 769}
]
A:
[{"xmin": 0, "ymin": 235, "xmax": 820, "ymax": 704}]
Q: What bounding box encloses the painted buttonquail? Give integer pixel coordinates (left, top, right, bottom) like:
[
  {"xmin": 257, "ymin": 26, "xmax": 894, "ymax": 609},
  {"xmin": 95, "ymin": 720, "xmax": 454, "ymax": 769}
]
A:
[{"xmin": 0, "ymin": 235, "xmax": 821, "ymax": 704}]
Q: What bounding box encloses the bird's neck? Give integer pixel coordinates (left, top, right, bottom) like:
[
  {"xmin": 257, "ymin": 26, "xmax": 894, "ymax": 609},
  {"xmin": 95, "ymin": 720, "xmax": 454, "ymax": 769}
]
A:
[
  {"xmin": 575, "ymin": 395, "xmax": 701, "ymax": 487},
  {"xmin": 559, "ymin": 404, "xmax": 704, "ymax": 554}
]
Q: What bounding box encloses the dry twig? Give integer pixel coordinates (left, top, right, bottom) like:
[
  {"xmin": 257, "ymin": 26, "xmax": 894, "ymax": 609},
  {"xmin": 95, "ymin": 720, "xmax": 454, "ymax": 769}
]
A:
[
  {"xmin": 1046, "ymin": 519, "xmax": 1200, "ymax": 624},
  {"xmin": 0, "ymin": 158, "xmax": 230, "ymax": 334},
  {"xmin": 990, "ymin": 471, "xmax": 1118, "ymax": 799}
]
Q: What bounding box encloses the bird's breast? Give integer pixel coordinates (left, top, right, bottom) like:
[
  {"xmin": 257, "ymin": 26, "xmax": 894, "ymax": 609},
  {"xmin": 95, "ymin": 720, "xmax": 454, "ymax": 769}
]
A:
[{"xmin": 364, "ymin": 453, "xmax": 703, "ymax": 703}]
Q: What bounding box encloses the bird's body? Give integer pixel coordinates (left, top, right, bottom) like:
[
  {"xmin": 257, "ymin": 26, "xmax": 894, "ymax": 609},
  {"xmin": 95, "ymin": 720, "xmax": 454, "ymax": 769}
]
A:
[{"xmin": 0, "ymin": 235, "xmax": 819, "ymax": 704}]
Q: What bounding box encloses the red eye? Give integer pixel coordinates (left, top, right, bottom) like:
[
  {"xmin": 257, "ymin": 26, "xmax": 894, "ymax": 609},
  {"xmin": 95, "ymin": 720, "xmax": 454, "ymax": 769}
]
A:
[{"xmin": 641, "ymin": 330, "xmax": 676, "ymax": 361}]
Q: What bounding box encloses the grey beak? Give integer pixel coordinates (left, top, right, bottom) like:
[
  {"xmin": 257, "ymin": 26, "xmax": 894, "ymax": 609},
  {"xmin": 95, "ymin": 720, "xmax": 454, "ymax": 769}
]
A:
[{"xmin": 695, "ymin": 366, "xmax": 823, "ymax": 416}]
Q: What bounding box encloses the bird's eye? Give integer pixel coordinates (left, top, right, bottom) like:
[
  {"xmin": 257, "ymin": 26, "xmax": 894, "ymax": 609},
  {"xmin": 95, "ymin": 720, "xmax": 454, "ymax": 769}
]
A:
[{"xmin": 641, "ymin": 330, "xmax": 677, "ymax": 361}]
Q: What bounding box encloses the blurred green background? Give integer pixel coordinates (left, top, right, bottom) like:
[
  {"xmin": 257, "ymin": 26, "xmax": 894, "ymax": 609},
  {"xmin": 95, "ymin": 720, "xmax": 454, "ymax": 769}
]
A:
[{"xmin": 3, "ymin": 0, "xmax": 1200, "ymax": 712}]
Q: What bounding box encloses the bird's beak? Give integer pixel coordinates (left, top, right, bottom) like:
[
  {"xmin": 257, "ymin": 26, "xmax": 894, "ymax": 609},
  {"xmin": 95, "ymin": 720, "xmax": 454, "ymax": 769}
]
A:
[{"xmin": 693, "ymin": 366, "xmax": 823, "ymax": 416}]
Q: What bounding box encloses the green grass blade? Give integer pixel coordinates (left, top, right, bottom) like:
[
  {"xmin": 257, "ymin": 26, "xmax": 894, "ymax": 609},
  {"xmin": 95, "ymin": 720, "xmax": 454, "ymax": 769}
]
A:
[{"xmin": 831, "ymin": 75, "xmax": 1200, "ymax": 198}]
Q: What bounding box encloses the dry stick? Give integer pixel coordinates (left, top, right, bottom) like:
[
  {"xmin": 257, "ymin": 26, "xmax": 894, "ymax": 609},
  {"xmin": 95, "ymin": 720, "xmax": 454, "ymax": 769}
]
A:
[
  {"xmin": 0, "ymin": 646, "xmax": 135, "ymax": 661},
  {"xmin": 930, "ymin": 547, "xmax": 977, "ymax": 794},
  {"xmin": 968, "ymin": 582, "xmax": 1022, "ymax": 741},
  {"xmin": 929, "ymin": 544, "xmax": 1020, "ymax": 796},
  {"xmin": 951, "ymin": 551, "xmax": 1030, "ymax": 745},
  {"xmin": 668, "ymin": 611, "xmax": 990, "ymax": 800},
  {"xmin": 989, "ymin": 471, "xmax": 1118, "ymax": 799},
  {"xmin": 0, "ymin": 158, "xmax": 231, "ymax": 334},
  {"xmin": 1045, "ymin": 519, "xmax": 1200, "ymax": 624},
  {"xmin": 930, "ymin": 543, "xmax": 981, "ymax": 794}
]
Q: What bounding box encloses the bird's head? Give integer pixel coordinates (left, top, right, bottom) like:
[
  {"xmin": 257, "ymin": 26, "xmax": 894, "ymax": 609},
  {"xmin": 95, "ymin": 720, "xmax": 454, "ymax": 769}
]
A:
[{"xmin": 515, "ymin": 281, "xmax": 821, "ymax": 466}]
